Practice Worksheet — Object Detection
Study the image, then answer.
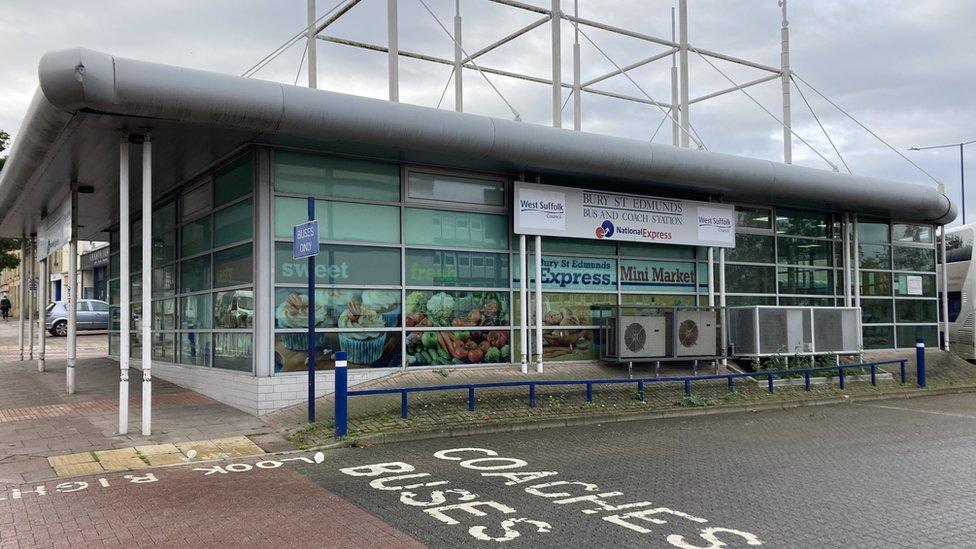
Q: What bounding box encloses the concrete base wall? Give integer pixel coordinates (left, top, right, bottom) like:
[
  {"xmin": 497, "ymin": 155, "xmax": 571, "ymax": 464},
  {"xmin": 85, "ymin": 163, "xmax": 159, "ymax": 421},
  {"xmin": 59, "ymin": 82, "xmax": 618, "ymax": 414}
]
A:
[{"xmin": 120, "ymin": 357, "xmax": 393, "ymax": 416}]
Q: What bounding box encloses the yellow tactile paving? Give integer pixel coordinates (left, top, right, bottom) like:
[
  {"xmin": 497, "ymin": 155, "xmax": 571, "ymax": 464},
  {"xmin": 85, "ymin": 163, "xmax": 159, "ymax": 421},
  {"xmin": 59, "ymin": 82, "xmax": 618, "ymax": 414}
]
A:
[
  {"xmin": 134, "ymin": 443, "xmax": 181, "ymax": 456},
  {"xmin": 144, "ymin": 453, "xmax": 188, "ymax": 466},
  {"xmin": 175, "ymin": 440, "xmax": 227, "ymax": 461},
  {"xmin": 48, "ymin": 452, "xmax": 97, "ymax": 467},
  {"xmin": 95, "ymin": 448, "xmax": 141, "ymax": 461},
  {"xmin": 211, "ymin": 436, "xmax": 264, "ymax": 457},
  {"xmin": 97, "ymin": 457, "xmax": 147, "ymax": 472},
  {"xmin": 52, "ymin": 462, "xmax": 105, "ymax": 476},
  {"xmin": 48, "ymin": 437, "xmax": 267, "ymax": 476}
]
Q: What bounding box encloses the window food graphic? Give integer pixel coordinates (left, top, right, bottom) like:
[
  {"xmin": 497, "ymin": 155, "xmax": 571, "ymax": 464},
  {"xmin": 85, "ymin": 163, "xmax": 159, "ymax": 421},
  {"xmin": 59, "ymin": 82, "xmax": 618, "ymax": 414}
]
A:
[{"xmin": 404, "ymin": 291, "xmax": 511, "ymax": 366}]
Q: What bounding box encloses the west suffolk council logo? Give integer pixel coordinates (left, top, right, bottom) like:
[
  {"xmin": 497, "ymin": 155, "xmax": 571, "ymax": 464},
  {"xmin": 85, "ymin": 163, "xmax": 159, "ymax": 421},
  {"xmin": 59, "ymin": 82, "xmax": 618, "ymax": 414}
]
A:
[{"xmin": 595, "ymin": 220, "xmax": 615, "ymax": 239}]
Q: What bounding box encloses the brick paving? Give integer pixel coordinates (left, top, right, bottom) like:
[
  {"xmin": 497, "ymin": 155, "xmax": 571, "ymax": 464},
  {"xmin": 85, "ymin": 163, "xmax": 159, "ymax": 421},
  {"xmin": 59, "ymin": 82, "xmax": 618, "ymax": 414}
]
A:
[
  {"xmin": 0, "ymin": 321, "xmax": 274, "ymax": 484},
  {"xmin": 270, "ymin": 348, "xmax": 976, "ymax": 448}
]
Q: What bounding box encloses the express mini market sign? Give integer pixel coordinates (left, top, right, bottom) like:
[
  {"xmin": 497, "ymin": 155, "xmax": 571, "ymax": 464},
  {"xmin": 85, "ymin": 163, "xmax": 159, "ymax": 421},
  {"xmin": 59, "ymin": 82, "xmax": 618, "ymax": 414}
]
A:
[{"xmin": 514, "ymin": 182, "xmax": 735, "ymax": 248}]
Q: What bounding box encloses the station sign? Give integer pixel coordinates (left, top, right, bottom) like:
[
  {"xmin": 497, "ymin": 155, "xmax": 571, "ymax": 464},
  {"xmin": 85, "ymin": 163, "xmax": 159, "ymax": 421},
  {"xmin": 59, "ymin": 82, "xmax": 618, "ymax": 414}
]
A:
[
  {"xmin": 36, "ymin": 194, "xmax": 74, "ymax": 258},
  {"xmin": 514, "ymin": 182, "xmax": 735, "ymax": 248}
]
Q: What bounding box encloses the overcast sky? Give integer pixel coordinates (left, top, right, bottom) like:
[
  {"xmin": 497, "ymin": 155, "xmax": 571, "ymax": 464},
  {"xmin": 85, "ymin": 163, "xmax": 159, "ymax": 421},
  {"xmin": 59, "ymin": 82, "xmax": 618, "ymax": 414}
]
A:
[{"xmin": 2, "ymin": 1, "xmax": 975, "ymax": 222}]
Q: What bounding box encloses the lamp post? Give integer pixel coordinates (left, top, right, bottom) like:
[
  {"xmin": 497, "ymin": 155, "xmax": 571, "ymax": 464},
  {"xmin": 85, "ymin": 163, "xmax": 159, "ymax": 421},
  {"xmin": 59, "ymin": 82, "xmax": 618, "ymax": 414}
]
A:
[{"xmin": 909, "ymin": 139, "xmax": 976, "ymax": 225}]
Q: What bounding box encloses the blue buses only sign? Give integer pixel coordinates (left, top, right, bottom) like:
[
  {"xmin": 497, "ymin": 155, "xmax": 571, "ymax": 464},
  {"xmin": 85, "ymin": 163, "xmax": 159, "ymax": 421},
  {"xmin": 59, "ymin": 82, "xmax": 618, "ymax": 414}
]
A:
[{"xmin": 293, "ymin": 220, "xmax": 319, "ymax": 259}]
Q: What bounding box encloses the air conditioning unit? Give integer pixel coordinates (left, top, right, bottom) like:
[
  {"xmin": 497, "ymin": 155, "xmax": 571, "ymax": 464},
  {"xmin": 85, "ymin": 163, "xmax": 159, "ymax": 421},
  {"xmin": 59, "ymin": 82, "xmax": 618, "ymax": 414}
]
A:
[
  {"xmin": 617, "ymin": 315, "xmax": 667, "ymax": 359},
  {"xmin": 674, "ymin": 310, "xmax": 718, "ymax": 356}
]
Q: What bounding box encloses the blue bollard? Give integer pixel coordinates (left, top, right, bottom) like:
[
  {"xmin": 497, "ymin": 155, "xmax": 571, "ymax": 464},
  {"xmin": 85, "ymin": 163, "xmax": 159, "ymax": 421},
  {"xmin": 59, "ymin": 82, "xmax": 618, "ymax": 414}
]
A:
[
  {"xmin": 916, "ymin": 338, "xmax": 926, "ymax": 388},
  {"xmin": 529, "ymin": 384, "xmax": 536, "ymax": 408},
  {"xmin": 468, "ymin": 386, "xmax": 475, "ymax": 411},
  {"xmin": 334, "ymin": 351, "xmax": 348, "ymax": 438},
  {"xmin": 870, "ymin": 364, "xmax": 877, "ymax": 386},
  {"xmin": 586, "ymin": 383, "xmax": 593, "ymax": 402},
  {"xmin": 637, "ymin": 380, "xmax": 645, "ymax": 402},
  {"xmin": 727, "ymin": 376, "xmax": 734, "ymax": 392},
  {"xmin": 900, "ymin": 360, "xmax": 907, "ymax": 384}
]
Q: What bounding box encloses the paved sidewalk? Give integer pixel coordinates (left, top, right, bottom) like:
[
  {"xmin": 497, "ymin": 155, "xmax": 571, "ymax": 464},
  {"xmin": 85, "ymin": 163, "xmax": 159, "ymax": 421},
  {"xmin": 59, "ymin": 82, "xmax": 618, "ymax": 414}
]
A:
[{"xmin": 0, "ymin": 323, "xmax": 274, "ymax": 483}]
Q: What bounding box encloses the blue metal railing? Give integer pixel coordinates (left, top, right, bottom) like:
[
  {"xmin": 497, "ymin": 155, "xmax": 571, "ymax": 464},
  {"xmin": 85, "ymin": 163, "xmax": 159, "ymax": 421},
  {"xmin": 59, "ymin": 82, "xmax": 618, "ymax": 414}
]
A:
[{"xmin": 332, "ymin": 351, "xmax": 926, "ymax": 438}]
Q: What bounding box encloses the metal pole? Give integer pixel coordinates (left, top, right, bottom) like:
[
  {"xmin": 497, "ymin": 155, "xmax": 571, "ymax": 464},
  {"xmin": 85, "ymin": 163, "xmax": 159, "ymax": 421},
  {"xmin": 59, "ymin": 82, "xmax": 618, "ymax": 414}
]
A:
[
  {"xmin": 551, "ymin": 0, "xmax": 562, "ymax": 128},
  {"xmin": 534, "ymin": 235, "xmax": 544, "ymax": 373},
  {"xmin": 961, "ymin": 144, "xmax": 967, "ymax": 225},
  {"xmin": 572, "ymin": 0, "xmax": 580, "ymax": 131},
  {"xmin": 454, "ymin": 0, "xmax": 463, "ymax": 112},
  {"xmin": 678, "ymin": 0, "xmax": 690, "ymax": 148},
  {"xmin": 519, "ymin": 234, "xmax": 528, "ymax": 373},
  {"xmin": 387, "ymin": 0, "xmax": 399, "ymax": 102},
  {"xmin": 940, "ymin": 225, "xmax": 950, "ymax": 351},
  {"xmin": 140, "ymin": 134, "xmax": 153, "ymax": 436},
  {"xmin": 307, "ymin": 0, "xmax": 318, "ymax": 89},
  {"xmin": 780, "ymin": 0, "xmax": 792, "ymax": 164},
  {"xmin": 707, "ymin": 247, "xmax": 715, "ymax": 306},
  {"xmin": 842, "ymin": 213, "xmax": 852, "ymax": 307},
  {"xmin": 119, "ymin": 133, "xmax": 130, "ymax": 435},
  {"xmin": 67, "ymin": 233, "xmax": 77, "ymax": 394},
  {"xmin": 27, "ymin": 238, "xmax": 34, "ymax": 360},
  {"xmin": 307, "ymin": 197, "xmax": 317, "ymax": 423},
  {"xmin": 18, "ymin": 237, "xmax": 25, "ymax": 361},
  {"xmin": 334, "ymin": 351, "xmax": 348, "ymax": 437},
  {"xmin": 670, "ymin": 7, "xmax": 679, "ymax": 146},
  {"xmin": 852, "ymin": 214, "xmax": 861, "ymax": 309},
  {"xmin": 37, "ymin": 255, "xmax": 46, "ymax": 372},
  {"xmin": 719, "ymin": 247, "xmax": 727, "ymax": 366}
]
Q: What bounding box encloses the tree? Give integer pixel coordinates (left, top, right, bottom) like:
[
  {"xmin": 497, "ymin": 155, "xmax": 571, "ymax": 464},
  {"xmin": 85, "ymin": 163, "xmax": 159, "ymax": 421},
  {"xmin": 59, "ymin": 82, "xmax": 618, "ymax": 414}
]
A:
[{"xmin": 0, "ymin": 129, "xmax": 20, "ymax": 270}]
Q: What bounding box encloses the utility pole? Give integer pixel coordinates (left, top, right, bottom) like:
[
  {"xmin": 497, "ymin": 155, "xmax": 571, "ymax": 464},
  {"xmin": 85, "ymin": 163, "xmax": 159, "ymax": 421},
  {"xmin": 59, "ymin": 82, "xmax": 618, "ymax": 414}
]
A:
[
  {"xmin": 307, "ymin": 0, "xmax": 317, "ymax": 89},
  {"xmin": 780, "ymin": 0, "xmax": 792, "ymax": 164}
]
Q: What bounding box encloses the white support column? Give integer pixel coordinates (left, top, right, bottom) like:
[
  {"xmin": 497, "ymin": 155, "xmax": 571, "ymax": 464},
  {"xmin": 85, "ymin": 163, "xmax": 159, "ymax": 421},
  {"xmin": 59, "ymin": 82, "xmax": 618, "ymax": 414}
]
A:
[
  {"xmin": 141, "ymin": 133, "xmax": 153, "ymax": 436},
  {"xmin": 706, "ymin": 247, "xmax": 715, "ymax": 306},
  {"xmin": 940, "ymin": 225, "xmax": 950, "ymax": 351},
  {"xmin": 780, "ymin": 0, "xmax": 792, "ymax": 164},
  {"xmin": 387, "ymin": 0, "xmax": 399, "ymax": 102},
  {"xmin": 254, "ymin": 148, "xmax": 274, "ymax": 378},
  {"xmin": 572, "ymin": 0, "xmax": 581, "ymax": 131},
  {"xmin": 307, "ymin": 0, "xmax": 317, "ymax": 89},
  {"xmin": 670, "ymin": 7, "xmax": 679, "ymax": 146},
  {"xmin": 27, "ymin": 238, "xmax": 34, "ymax": 360},
  {"xmin": 66, "ymin": 236, "xmax": 77, "ymax": 394},
  {"xmin": 453, "ymin": 0, "xmax": 463, "ymax": 112},
  {"xmin": 842, "ymin": 213, "xmax": 852, "ymax": 307},
  {"xmin": 18, "ymin": 238, "xmax": 26, "ymax": 361},
  {"xmin": 534, "ymin": 235, "xmax": 544, "ymax": 373},
  {"xmin": 551, "ymin": 0, "xmax": 562, "ymax": 129},
  {"xmin": 519, "ymin": 234, "xmax": 528, "ymax": 374},
  {"xmin": 852, "ymin": 214, "xmax": 861, "ymax": 309},
  {"xmin": 119, "ymin": 134, "xmax": 130, "ymax": 435},
  {"xmin": 37, "ymin": 255, "xmax": 46, "ymax": 372},
  {"xmin": 678, "ymin": 0, "xmax": 690, "ymax": 148},
  {"xmin": 718, "ymin": 247, "xmax": 727, "ymax": 365}
]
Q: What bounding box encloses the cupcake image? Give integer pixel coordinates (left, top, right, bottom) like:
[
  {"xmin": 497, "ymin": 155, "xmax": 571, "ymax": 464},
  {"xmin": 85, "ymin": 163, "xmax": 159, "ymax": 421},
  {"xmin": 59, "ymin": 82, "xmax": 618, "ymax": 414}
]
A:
[
  {"xmin": 362, "ymin": 290, "xmax": 401, "ymax": 327},
  {"xmin": 338, "ymin": 304, "xmax": 387, "ymax": 364},
  {"xmin": 275, "ymin": 291, "xmax": 327, "ymax": 350}
]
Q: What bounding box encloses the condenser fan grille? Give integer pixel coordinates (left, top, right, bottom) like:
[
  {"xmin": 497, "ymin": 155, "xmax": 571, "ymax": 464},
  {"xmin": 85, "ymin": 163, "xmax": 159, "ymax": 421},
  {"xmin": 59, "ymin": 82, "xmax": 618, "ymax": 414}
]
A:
[
  {"xmin": 678, "ymin": 319, "xmax": 699, "ymax": 347},
  {"xmin": 624, "ymin": 322, "xmax": 647, "ymax": 352}
]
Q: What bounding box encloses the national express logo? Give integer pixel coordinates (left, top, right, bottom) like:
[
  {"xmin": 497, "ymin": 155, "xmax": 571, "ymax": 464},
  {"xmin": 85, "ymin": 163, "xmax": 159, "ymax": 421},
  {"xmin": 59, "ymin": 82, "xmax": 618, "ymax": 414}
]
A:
[{"xmin": 595, "ymin": 220, "xmax": 615, "ymax": 239}]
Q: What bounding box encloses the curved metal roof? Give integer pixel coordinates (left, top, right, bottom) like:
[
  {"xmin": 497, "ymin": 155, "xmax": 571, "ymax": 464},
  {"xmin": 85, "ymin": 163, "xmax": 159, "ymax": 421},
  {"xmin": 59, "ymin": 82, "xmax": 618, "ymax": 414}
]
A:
[{"xmin": 0, "ymin": 47, "xmax": 956, "ymax": 238}]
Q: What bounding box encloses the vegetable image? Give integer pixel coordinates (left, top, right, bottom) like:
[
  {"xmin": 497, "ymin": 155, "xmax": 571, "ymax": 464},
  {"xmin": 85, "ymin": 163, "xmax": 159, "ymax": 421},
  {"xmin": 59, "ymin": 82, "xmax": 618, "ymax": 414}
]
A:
[
  {"xmin": 405, "ymin": 291, "xmax": 429, "ymax": 314},
  {"xmin": 484, "ymin": 347, "xmax": 501, "ymax": 363},
  {"xmin": 467, "ymin": 349, "xmax": 484, "ymax": 363},
  {"xmin": 421, "ymin": 331, "xmax": 440, "ymax": 349},
  {"xmin": 426, "ymin": 292, "xmax": 456, "ymax": 326}
]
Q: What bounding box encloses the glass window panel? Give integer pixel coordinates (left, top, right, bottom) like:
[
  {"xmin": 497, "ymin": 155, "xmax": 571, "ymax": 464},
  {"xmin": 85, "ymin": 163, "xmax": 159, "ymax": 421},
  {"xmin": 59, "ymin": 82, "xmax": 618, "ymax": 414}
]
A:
[
  {"xmin": 619, "ymin": 259, "xmax": 699, "ymax": 293},
  {"xmin": 131, "ymin": 273, "xmax": 141, "ymax": 301},
  {"xmin": 90, "ymin": 300, "xmax": 109, "ymax": 312},
  {"xmin": 513, "ymin": 292, "xmax": 612, "ymax": 326},
  {"xmin": 109, "ymin": 279, "xmax": 120, "ymax": 306},
  {"xmin": 274, "ymin": 197, "xmax": 401, "ymax": 244},
  {"xmin": 778, "ymin": 237, "xmax": 831, "ymax": 266},
  {"xmin": 151, "ymin": 299, "xmax": 176, "ymax": 330},
  {"xmin": 213, "ymin": 244, "xmax": 253, "ymax": 287},
  {"xmin": 620, "ymin": 294, "xmax": 696, "ymax": 307},
  {"xmin": 858, "ymin": 221, "xmax": 890, "ymax": 243},
  {"xmin": 181, "ymin": 215, "xmax": 212, "ymax": 257},
  {"xmin": 548, "ymin": 236, "xmax": 617, "ymax": 256},
  {"xmin": 275, "ymin": 288, "xmax": 402, "ymax": 329},
  {"xmin": 408, "ymin": 171, "xmax": 504, "ymax": 206},
  {"xmin": 181, "ymin": 294, "xmax": 212, "ymax": 329},
  {"xmin": 893, "ymin": 223, "xmax": 933, "ymax": 244},
  {"xmin": 896, "ymin": 325, "xmax": 938, "ymax": 348},
  {"xmin": 152, "ymin": 265, "xmax": 176, "ymax": 298},
  {"xmin": 725, "ymin": 265, "xmax": 776, "ymax": 294},
  {"xmin": 896, "ymin": 300, "xmax": 937, "ymax": 323},
  {"xmin": 860, "ymin": 272, "xmax": 892, "ymax": 296},
  {"xmin": 407, "ymin": 249, "xmax": 508, "ymax": 288},
  {"xmin": 777, "ymin": 267, "xmax": 832, "ymax": 295},
  {"xmin": 110, "ymin": 231, "xmax": 120, "ymax": 253},
  {"xmin": 726, "ymin": 296, "xmax": 777, "ymax": 306},
  {"xmin": 110, "ymin": 253, "xmax": 120, "ymax": 279},
  {"xmin": 725, "ymin": 234, "xmax": 774, "ymax": 263},
  {"xmin": 859, "ymin": 244, "xmax": 890, "ymax": 269},
  {"xmin": 109, "ymin": 333, "xmax": 120, "ymax": 356},
  {"xmin": 212, "ymin": 333, "xmax": 253, "ymax": 372},
  {"xmin": 182, "ymin": 182, "xmax": 212, "ymax": 221},
  {"xmin": 863, "ymin": 326, "xmax": 894, "ymax": 350},
  {"xmin": 778, "ymin": 297, "xmax": 835, "ymax": 306},
  {"xmin": 893, "ymin": 246, "xmax": 936, "ymax": 272},
  {"xmin": 180, "ymin": 255, "xmax": 211, "ymax": 294},
  {"xmin": 405, "ymin": 329, "xmax": 508, "ymax": 367},
  {"xmin": 860, "ymin": 299, "xmax": 892, "ymax": 324},
  {"xmin": 214, "ymin": 289, "xmax": 254, "ymax": 328},
  {"xmin": 110, "ymin": 306, "xmax": 120, "ymax": 330},
  {"xmin": 276, "ymin": 242, "xmax": 400, "ymax": 286},
  {"xmin": 405, "ymin": 208, "xmax": 507, "ymax": 250},
  {"xmin": 214, "ymin": 198, "xmax": 253, "ymax": 247},
  {"xmin": 152, "ymin": 231, "xmax": 177, "ymax": 267},
  {"xmin": 152, "ymin": 200, "xmax": 177, "ymax": 235},
  {"xmin": 736, "ymin": 207, "xmax": 772, "ymax": 230},
  {"xmin": 775, "ymin": 209, "xmax": 830, "ymax": 238},
  {"xmin": 894, "ymin": 273, "xmax": 936, "ymax": 297},
  {"xmin": 275, "ymin": 332, "xmax": 402, "ymax": 371},
  {"xmin": 402, "ymin": 290, "xmax": 510, "ymax": 327},
  {"xmin": 214, "ymin": 154, "xmax": 253, "ymax": 206},
  {"xmin": 275, "ymin": 152, "xmax": 400, "ymax": 201},
  {"xmin": 180, "ymin": 333, "xmax": 211, "ymax": 367},
  {"xmin": 151, "ymin": 332, "xmax": 175, "ymax": 362},
  {"xmin": 618, "ymin": 241, "xmax": 696, "ymax": 260}
]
